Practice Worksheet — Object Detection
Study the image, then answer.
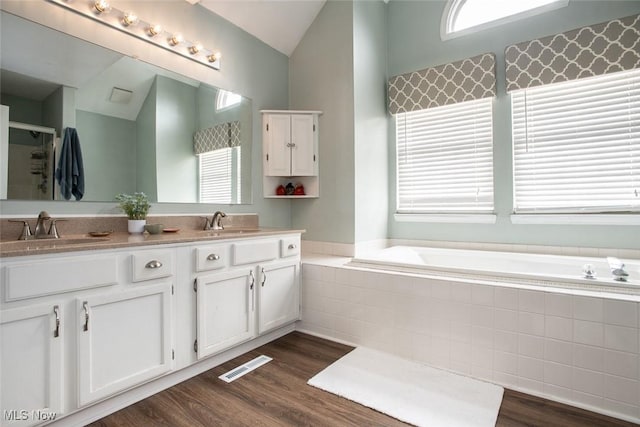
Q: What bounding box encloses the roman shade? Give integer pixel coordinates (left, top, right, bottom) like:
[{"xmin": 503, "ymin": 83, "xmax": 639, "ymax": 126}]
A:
[
  {"xmin": 505, "ymin": 14, "xmax": 640, "ymax": 92},
  {"xmin": 388, "ymin": 53, "xmax": 496, "ymax": 114},
  {"xmin": 193, "ymin": 121, "xmax": 241, "ymax": 155}
]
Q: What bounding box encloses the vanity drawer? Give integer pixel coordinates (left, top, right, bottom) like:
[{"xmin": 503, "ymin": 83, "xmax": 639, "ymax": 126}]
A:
[
  {"xmin": 280, "ymin": 237, "xmax": 300, "ymax": 258},
  {"xmin": 232, "ymin": 240, "xmax": 278, "ymax": 265},
  {"xmin": 4, "ymin": 255, "xmax": 118, "ymax": 301},
  {"xmin": 131, "ymin": 250, "xmax": 173, "ymax": 282},
  {"xmin": 195, "ymin": 244, "xmax": 228, "ymax": 272}
]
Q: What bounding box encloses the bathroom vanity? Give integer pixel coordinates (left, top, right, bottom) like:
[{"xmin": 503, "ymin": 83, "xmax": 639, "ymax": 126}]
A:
[{"xmin": 0, "ymin": 229, "xmax": 301, "ymax": 426}]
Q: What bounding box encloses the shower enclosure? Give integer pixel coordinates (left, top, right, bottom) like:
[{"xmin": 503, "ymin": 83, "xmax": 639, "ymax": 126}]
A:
[{"xmin": 5, "ymin": 121, "xmax": 56, "ymax": 200}]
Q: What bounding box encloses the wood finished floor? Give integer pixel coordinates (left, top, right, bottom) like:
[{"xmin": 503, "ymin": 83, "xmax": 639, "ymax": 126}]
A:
[{"xmin": 91, "ymin": 332, "xmax": 637, "ymax": 427}]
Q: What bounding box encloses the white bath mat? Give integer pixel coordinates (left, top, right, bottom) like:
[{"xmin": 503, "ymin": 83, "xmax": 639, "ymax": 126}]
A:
[{"xmin": 308, "ymin": 347, "xmax": 503, "ymax": 427}]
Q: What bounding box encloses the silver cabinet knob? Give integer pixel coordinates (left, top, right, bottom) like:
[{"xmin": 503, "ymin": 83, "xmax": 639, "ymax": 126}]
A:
[
  {"xmin": 207, "ymin": 254, "xmax": 220, "ymax": 261},
  {"xmin": 288, "ymin": 244, "xmax": 296, "ymax": 250}
]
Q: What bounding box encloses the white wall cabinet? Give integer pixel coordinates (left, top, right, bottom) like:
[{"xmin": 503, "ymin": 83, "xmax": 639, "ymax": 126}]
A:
[
  {"xmin": 195, "ymin": 269, "xmax": 255, "ymax": 359},
  {"xmin": 262, "ymin": 110, "xmax": 321, "ymax": 198},
  {"xmin": 77, "ymin": 283, "xmax": 173, "ymax": 406},
  {"xmin": 257, "ymin": 260, "xmax": 300, "ymax": 334},
  {"xmin": 0, "ymin": 302, "xmax": 63, "ymax": 426}
]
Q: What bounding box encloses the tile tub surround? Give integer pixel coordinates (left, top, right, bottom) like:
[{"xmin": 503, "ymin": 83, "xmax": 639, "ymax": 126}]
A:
[
  {"xmin": 0, "ymin": 214, "xmax": 259, "ymax": 241},
  {"xmin": 299, "ymin": 258, "xmax": 640, "ymax": 423}
]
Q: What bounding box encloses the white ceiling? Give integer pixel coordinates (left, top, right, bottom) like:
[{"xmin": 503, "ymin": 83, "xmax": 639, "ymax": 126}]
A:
[{"xmin": 198, "ymin": 0, "xmax": 326, "ymax": 56}]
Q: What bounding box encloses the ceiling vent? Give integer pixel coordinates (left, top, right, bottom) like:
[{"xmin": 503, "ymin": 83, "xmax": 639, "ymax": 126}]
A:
[{"xmin": 109, "ymin": 87, "xmax": 133, "ymax": 104}]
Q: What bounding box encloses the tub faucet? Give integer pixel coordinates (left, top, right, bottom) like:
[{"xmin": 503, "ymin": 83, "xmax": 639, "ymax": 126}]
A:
[
  {"xmin": 607, "ymin": 257, "xmax": 629, "ymax": 282},
  {"xmin": 204, "ymin": 211, "xmax": 226, "ymax": 231}
]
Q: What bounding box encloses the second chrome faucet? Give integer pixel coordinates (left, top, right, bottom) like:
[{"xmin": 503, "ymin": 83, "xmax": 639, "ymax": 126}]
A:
[{"xmin": 204, "ymin": 211, "xmax": 226, "ymax": 231}]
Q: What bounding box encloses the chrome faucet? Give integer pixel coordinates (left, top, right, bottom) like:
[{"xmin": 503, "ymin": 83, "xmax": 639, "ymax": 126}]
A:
[
  {"xmin": 204, "ymin": 211, "xmax": 226, "ymax": 231},
  {"xmin": 607, "ymin": 257, "xmax": 629, "ymax": 282},
  {"xmin": 34, "ymin": 211, "xmax": 62, "ymax": 239}
]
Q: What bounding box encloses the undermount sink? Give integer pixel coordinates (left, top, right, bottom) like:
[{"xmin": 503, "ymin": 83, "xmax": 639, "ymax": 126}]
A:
[{"xmin": 0, "ymin": 237, "xmax": 110, "ymax": 251}]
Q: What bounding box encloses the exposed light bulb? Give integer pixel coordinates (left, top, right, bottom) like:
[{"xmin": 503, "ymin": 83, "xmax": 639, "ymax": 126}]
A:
[
  {"xmin": 147, "ymin": 24, "xmax": 163, "ymax": 37},
  {"xmin": 207, "ymin": 52, "xmax": 221, "ymax": 62},
  {"xmin": 94, "ymin": 0, "xmax": 110, "ymax": 13},
  {"xmin": 168, "ymin": 33, "xmax": 183, "ymax": 46},
  {"xmin": 122, "ymin": 11, "xmax": 139, "ymax": 26},
  {"xmin": 189, "ymin": 42, "xmax": 203, "ymax": 55}
]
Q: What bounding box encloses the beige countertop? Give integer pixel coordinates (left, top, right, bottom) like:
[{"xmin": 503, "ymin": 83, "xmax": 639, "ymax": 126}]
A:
[{"xmin": 0, "ymin": 228, "xmax": 304, "ymax": 258}]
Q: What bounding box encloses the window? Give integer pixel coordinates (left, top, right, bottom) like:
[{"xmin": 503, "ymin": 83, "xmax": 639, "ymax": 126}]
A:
[
  {"xmin": 511, "ymin": 68, "xmax": 640, "ymax": 213},
  {"xmin": 216, "ymin": 90, "xmax": 242, "ymax": 111},
  {"xmin": 396, "ymin": 98, "xmax": 494, "ymax": 213},
  {"xmin": 199, "ymin": 147, "xmax": 241, "ymax": 204},
  {"xmin": 441, "ymin": 0, "xmax": 568, "ymax": 40}
]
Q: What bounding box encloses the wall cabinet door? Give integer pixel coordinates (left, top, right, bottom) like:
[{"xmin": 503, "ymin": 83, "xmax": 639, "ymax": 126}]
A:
[
  {"xmin": 290, "ymin": 114, "xmax": 317, "ymax": 176},
  {"xmin": 196, "ymin": 269, "xmax": 255, "ymax": 359},
  {"xmin": 0, "ymin": 302, "xmax": 63, "ymax": 426},
  {"xmin": 77, "ymin": 283, "xmax": 173, "ymax": 406},
  {"xmin": 257, "ymin": 260, "xmax": 300, "ymax": 334},
  {"xmin": 264, "ymin": 114, "xmax": 292, "ymax": 176}
]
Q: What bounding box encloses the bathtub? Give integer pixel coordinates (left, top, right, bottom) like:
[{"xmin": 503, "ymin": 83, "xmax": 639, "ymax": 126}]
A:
[{"xmin": 348, "ymin": 246, "xmax": 640, "ymax": 294}]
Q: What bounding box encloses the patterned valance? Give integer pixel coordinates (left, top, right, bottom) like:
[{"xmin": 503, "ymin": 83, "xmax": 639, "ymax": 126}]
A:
[
  {"xmin": 388, "ymin": 53, "xmax": 496, "ymax": 114},
  {"xmin": 505, "ymin": 14, "xmax": 640, "ymax": 92},
  {"xmin": 193, "ymin": 121, "xmax": 241, "ymax": 155}
]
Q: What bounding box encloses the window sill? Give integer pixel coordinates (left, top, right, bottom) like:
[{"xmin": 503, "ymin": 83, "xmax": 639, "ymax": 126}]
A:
[
  {"xmin": 394, "ymin": 213, "xmax": 497, "ymax": 224},
  {"xmin": 510, "ymin": 214, "xmax": 640, "ymax": 226}
]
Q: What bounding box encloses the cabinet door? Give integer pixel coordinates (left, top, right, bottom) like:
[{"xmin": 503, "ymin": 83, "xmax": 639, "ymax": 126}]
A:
[
  {"xmin": 290, "ymin": 114, "xmax": 317, "ymax": 176},
  {"xmin": 1, "ymin": 303, "xmax": 63, "ymax": 426},
  {"xmin": 257, "ymin": 260, "xmax": 300, "ymax": 334},
  {"xmin": 196, "ymin": 269, "xmax": 255, "ymax": 359},
  {"xmin": 264, "ymin": 114, "xmax": 292, "ymax": 176},
  {"xmin": 77, "ymin": 283, "xmax": 172, "ymax": 406}
]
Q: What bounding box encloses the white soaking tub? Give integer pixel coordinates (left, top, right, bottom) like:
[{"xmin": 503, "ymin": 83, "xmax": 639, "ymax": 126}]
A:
[{"xmin": 348, "ymin": 246, "xmax": 640, "ymax": 294}]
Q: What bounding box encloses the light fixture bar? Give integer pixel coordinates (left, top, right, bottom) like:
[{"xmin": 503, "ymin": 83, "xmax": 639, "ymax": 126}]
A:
[{"xmin": 48, "ymin": 0, "xmax": 221, "ymax": 71}]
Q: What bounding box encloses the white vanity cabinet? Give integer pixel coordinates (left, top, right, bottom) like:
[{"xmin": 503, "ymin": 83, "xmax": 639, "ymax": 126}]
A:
[
  {"xmin": 76, "ymin": 282, "xmax": 173, "ymax": 406},
  {"xmin": 194, "ymin": 234, "xmax": 301, "ymax": 358},
  {"xmin": 0, "ymin": 230, "xmax": 301, "ymax": 425},
  {"xmin": 262, "ymin": 110, "xmax": 321, "ymax": 198},
  {"xmin": 0, "ymin": 302, "xmax": 63, "ymax": 426},
  {"xmin": 0, "ymin": 247, "xmax": 176, "ymax": 419}
]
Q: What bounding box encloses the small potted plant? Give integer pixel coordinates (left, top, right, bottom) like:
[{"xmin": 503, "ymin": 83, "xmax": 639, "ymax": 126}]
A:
[{"xmin": 115, "ymin": 192, "xmax": 151, "ymax": 234}]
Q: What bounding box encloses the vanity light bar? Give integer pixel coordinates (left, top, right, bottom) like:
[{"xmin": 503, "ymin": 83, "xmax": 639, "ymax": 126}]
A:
[{"xmin": 49, "ymin": 0, "xmax": 221, "ymax": 71}]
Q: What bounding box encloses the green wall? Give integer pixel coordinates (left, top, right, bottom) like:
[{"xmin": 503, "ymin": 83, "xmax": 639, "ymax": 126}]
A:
[
  {"xmin": 76, "ymin": 110, "xmax": 136, "ymax": 201},
  {"xmin": 136, "ymin": 78, "xmax": 157, "ymax": 201},
  {"xmin": 289, "ymin": 0, "xmax": 356, "ymax": 244},
  {"xmin": 353, "ymin": 0, "xmax": 388, "ymax": 243},
  {"xmin": 155, "ymin": 76, "xmax": 198, "ymax": 203},
  {"xmin": 386, "ymin": 0, "xmax": 640, "ymax": 249}
]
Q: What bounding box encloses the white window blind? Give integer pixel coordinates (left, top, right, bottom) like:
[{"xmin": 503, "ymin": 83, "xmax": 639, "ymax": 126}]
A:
[
  {"xmin": 396, "ymin": 97, "xmax": 494, "ymax": 213},
  {"xmin": 512, "ymin": 68, "xmax": 640, "ymax": 213},
  {"xmin": 199, "ymin": 147, "xmax": 241, "ymax": 204}
]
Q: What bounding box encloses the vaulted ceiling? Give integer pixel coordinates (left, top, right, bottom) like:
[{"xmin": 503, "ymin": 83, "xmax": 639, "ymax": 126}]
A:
[{"xmin": 197, "ymin": 0, "xmax": 326, "ymax": 56}]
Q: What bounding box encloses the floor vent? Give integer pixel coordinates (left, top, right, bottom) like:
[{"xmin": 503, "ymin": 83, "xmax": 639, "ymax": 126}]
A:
[{"xmin": 218, "ymin": 355, "xmax": 273, "ymax": 383}]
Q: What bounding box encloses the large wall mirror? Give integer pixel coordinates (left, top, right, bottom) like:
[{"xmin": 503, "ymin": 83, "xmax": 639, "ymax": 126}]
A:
[{"xmin": 0, "ymin": 11, "xmax": 252, "ymax": 204}]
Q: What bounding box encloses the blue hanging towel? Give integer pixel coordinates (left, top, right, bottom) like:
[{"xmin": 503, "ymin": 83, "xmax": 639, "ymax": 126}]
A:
[{"xmin": 55, "ymin": 127, "xmax": 85, "ymax": 200}]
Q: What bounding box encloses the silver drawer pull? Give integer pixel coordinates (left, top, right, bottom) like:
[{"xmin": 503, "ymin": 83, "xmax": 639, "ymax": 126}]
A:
[
  {"xmin": 53, "ymin": 305, "xmax": 60, "ymax": 338},
  {"xmin": 207, "ymin": 254, "xmax": 220, "ymax": 261},
  {"xmin": 145, "ymin": 260, "xmax": 163, "ymax": 269},
  {"xmin": 288, "ymin": 244, "xmax": 297, "ymax": 250},
  {"xmin": 83, "ymin": 301, "xmax": 89, "ymax": 332}
]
